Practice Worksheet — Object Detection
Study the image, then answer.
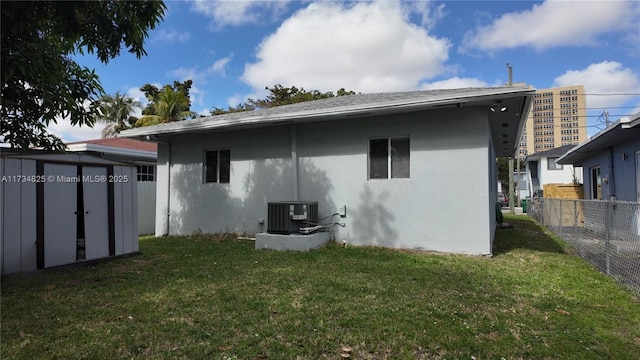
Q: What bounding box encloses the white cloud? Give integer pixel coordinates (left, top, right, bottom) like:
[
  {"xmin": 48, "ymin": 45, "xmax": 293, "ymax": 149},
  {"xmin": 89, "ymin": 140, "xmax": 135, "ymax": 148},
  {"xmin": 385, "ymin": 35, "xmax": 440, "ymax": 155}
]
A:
[
  {"xmin": 169, "ymin": 66, "xmax": 199, "ymax": 82},
  {"xmin": 48, "ymin": 118, "xmax": 104, "ymax": 143},
  {"xmin": 406, "ymin": 0, "xmax": 446, "ymax": 31},
  {"xmin": 419, "ymin": 77, "xmax": 492, "ymax": 90},
  {"xmin": 191, "ymin": 0, "xmax": 291, "ymax": 29},
  {"xmin": 208, "ymin": 54, "xmax": 234, "ymax": 76},
  {"xmin": 242, "ymin": 1, "xmax": 451, "ymax": 94},
  {"xmin": 153, "ymin": 28, "xmax": 190, "ymax": 43},
  {"xmin": 553, "ymin": 61, "xmax": 640, "ymax": 109},
  {"xmin": 460, "ymin": 0, "xmax": 639, "ymax": 53}
]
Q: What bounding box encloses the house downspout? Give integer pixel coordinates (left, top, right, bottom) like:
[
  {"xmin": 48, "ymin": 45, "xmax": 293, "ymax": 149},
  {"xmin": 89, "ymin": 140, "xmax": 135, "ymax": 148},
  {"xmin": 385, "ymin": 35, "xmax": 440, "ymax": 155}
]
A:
[
  {"xmin": 608, "ymin": 146, "xmax": 616, "ymax": 201},
  {"xmin": 291, "ymin": 124, "xmax": 298, "ymax": 201}
]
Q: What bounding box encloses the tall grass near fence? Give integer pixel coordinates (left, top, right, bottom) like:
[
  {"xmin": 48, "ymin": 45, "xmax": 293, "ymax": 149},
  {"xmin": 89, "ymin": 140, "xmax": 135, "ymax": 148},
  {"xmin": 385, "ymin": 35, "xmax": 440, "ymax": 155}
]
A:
[{"xmin": 528, "ymin": 198, "xmax": 640, "ymax": 294}]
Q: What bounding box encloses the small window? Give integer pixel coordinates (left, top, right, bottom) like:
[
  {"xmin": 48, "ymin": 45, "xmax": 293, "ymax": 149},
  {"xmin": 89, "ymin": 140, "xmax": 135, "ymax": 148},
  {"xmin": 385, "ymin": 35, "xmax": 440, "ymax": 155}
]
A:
[
  {"xmin": 137, "ymin": 164, "xmax": 156, "ymax": 182},
  {"xmin": 204, "ymin": 149, "xmax": 231, "ymax": 183},
  {"xmin": 590, "ymin": 166, "xmax": 601, "ymax": 200},
  {"xmin": 547, "ymin": 157, "xmax": 563, "ymax": 170},
  {"xmin": 369, "ymin": 138, "xmax": 409, "ymax": 179}
]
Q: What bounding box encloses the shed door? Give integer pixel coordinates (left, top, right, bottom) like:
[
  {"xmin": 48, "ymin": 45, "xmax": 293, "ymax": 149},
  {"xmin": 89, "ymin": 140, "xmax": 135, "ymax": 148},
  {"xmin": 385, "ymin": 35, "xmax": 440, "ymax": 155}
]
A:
[
  {"xmin": 83, "ymin": 167, "xmax": 110, "ymax": 260},
  {"xmin": 44, "ymin": 164, "xmax": 77, "ymax": 267}
]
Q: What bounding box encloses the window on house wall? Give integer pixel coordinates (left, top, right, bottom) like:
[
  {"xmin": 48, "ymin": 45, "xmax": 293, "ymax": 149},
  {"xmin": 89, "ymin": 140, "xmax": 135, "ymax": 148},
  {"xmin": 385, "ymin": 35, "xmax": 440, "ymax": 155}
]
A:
[
  {"xmin": 136, "ymin": 164, "xmax": 156, "ymax": 182},
  {"xmin": 590, "ymin": 166, "xmax": 601, "ymax": 200},
  {"xmin": 547, "ymin": 157, "xmax": 563, "ymax": 170},
  {"xmin": 369, "ymin": 137, "xmax": 410, "ymax": 179},
  {"xmin": 204, "ymin": 149, "xmax": 231, "ymax": 183}
]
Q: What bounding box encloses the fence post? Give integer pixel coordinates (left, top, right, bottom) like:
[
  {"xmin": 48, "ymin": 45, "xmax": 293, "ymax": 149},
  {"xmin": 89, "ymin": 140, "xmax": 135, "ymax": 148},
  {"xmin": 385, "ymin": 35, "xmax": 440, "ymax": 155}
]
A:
[
  {"xmin": 605, "ymin": 201, "xmax": 611, "ymax": 275},
  {"xmin": 559, "ymin": 199, "xmax": 563, "ymax": 239}
]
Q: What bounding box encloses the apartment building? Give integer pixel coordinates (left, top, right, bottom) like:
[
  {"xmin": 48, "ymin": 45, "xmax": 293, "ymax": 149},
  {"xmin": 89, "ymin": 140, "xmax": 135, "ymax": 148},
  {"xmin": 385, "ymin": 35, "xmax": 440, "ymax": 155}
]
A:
[{"xmin": 517, "ymin": 85, "xmax": 587, "ymax": 159}]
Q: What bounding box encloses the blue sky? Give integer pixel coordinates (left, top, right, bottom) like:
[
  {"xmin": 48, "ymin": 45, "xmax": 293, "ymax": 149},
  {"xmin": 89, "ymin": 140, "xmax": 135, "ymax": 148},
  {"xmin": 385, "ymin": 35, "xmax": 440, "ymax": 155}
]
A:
[{"xmin": 51, "ymin": 0, "xmax": 640, "ymax": 142}]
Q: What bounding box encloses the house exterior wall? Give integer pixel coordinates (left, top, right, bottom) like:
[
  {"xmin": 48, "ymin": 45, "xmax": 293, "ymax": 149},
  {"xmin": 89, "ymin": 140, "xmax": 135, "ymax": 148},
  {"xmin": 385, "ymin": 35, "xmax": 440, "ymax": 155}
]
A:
[
  {"xmin": 539, "ymin": 157, "xmax": 582, "ymax": 185},
  {"xmin": 579, "ymin": 139, "xmax": 640, "ymax": 201},
  {"xmin": 155, "ymin": 106, "xmax": 496, "ymax": 255}
]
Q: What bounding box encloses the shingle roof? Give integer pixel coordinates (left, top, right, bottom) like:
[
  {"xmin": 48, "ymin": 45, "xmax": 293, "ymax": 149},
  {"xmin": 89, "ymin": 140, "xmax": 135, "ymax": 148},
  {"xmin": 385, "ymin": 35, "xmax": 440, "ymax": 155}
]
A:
[
  {"xmin": 119, "ymin": 86, "xmax": 534, "ymax": 138},
  {"xmin": 525, "ymin": 145, "xmax": 575, "ymax": 161}
]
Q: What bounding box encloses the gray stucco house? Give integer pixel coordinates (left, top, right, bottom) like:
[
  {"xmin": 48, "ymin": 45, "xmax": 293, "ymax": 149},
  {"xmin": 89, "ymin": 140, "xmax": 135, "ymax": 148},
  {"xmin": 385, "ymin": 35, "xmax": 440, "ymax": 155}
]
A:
[
  {"xmin": 558, "ymin": 112, "xmax": 640, "ymax": 202},
  {"xmin": 121, "ymin": 86, "xmax": 534, "ymax": 255}
]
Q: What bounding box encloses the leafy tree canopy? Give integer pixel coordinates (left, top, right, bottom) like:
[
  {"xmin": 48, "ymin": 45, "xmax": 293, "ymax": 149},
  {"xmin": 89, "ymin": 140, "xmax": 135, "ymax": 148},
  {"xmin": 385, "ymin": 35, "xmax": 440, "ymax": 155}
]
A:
[
  {"xmin": 135, "ymin": 81, "xmax": 195, "ymax": 126},
  {"xmin": 93, "ymin": 92, "xmax": 142, "ymax": 138},
  {"xmin": 210, "ymin": 84, "xmax": 357, "ymax": 116},
  {"xmin": 1, "ymin": 0, "xmax": 166, "ymax": 150}
]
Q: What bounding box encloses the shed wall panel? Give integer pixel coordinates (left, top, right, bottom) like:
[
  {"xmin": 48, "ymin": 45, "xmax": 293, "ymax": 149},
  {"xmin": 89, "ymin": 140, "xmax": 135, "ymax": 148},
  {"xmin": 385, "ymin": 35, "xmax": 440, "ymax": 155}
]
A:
[
  {"xmin": 113, "ymin": 166, "xmax": 125, "ymax": 255},
  {"xmin": 83, "ymin": 166, "xmax": 110, "ymax": 260},
  {"xmin": 21, "ymin": 160, "xmax": 37, "ymax": 271},
  {"xmin": 2, "ymin": 158, "xmax": 23, "ymax": 273}
]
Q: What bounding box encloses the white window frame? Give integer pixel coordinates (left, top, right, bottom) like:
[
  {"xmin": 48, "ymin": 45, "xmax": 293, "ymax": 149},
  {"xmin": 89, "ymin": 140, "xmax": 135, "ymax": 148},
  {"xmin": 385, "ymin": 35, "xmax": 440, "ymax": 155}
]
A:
[
  {"xmin": 204, "ymin": 149, "xmax": 231, "ymax": 184},
  {"xmin": 368, "ymin": 137, "xmax": 410, "ymax": 180},
  {"xmin": 136, "ymin": 164, "xmax": 156, "ymax": 182}
]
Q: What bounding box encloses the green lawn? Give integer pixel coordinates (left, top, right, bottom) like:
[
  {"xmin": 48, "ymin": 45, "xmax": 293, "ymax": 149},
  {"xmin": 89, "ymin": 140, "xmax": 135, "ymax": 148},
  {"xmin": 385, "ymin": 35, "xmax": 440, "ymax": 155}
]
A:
[{"xmin": 2, "ymin": 215, "xmax": 639, "ymax": 359}]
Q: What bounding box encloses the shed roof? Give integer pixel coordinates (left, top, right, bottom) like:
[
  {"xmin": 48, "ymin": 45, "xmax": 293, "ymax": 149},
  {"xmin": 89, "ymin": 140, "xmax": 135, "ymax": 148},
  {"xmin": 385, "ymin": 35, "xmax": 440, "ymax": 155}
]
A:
[
  {"xmin": 66, "ymin": 137, "xmax": 157, "ymax": 161},
  {"xmin": 120, "ymin": 86, "xmax": 534, "ymax": 157},
  {"xmin": 557, "ymin": 112, "xmax": 640, "ymax": 165}
]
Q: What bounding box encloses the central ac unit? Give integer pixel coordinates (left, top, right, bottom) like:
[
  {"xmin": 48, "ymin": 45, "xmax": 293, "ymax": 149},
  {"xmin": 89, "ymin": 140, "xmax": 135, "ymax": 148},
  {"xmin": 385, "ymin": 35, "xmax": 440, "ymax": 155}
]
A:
[{"xmin": 267, "ymin": 201, "xmax": 318, "ymax": 235}]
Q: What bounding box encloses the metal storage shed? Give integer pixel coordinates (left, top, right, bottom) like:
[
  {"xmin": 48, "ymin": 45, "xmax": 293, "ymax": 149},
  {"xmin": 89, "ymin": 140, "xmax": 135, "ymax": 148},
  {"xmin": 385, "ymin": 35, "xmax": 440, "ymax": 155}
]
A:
[{"xmin": 1, "ymin": 151, "xmax": 139, "ymax": 274}]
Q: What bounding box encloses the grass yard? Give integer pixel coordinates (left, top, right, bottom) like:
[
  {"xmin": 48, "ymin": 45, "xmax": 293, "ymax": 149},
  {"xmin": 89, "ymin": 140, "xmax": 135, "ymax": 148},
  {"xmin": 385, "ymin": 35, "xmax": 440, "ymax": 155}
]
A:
[{"xmin": 2, "ymin": 215, "xmax": 639, "ymax": 359}]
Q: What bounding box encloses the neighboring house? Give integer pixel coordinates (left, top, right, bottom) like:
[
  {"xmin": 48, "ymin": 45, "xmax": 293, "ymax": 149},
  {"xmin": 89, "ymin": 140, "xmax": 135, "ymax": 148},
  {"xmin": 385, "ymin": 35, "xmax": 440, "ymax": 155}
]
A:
[
  {"xmin": 120, "ymin": 87, "xmax": 534, "ymax": 255},
  {"xmin": 524, "ymin": 145, "xmax": 582, "ymax": 198},
  {"xmin": 67, "ymin": 138, "xmax": 157, "ymax": 234},
  {"xmin": 1, "ymin": 150, "xmax": 138, "ymax": 274},
  {"xmin": 557, "ymin": 112, "xmax": 640, "ymax": 202}
]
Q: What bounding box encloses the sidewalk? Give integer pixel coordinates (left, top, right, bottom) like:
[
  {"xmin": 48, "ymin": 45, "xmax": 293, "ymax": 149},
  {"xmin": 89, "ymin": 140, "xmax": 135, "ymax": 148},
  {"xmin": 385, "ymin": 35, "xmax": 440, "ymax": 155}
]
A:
[{"xmin": 501, "ymin": 206, "xmax": 524, "ymax": 215}]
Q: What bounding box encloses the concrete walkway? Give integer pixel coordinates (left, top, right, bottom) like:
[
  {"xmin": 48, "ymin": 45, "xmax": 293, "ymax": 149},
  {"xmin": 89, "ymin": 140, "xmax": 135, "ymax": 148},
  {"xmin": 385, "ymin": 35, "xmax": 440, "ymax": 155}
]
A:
[{"xmin": 501, "ymin": 206, "xmax": 524, "ymax": 215}]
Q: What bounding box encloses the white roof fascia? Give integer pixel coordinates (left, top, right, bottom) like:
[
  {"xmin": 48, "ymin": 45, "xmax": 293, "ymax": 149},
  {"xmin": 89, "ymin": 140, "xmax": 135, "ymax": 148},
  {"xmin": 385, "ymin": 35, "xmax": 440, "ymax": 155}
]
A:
[
  {"xmin": 67, "ymin": 143, "xmax": 157, "ymax": 160},
  {"xmin": 557, "ymin": 112, "xmax": 639, "ymax": 164}
]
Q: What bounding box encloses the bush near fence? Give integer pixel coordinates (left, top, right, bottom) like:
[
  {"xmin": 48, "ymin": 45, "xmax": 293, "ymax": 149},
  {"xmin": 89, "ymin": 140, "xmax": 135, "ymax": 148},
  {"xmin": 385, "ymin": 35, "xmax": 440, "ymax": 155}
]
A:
[{"xmin": 526, "ymin": 198, "xmax": 640, "ymax": 294}]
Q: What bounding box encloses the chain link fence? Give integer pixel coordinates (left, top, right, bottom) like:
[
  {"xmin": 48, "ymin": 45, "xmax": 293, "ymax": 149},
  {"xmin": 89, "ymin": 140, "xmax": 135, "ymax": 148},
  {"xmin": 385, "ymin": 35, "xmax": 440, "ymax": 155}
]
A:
[{"xmin": 526, "ymin": 198, "xmax": 640, "ymax": 294}]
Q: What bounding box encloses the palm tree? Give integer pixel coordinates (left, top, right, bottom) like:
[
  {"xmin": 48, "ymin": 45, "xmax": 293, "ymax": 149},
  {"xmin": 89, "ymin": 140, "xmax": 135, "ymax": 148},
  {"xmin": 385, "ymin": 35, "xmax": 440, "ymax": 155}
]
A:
[
  {"xmin": 134, "ymin": 85, "xmax": 195, "ymax": 127},
  {"xmin": 94, "ymin": 92, "xmax": 142, "ymax": 138}
]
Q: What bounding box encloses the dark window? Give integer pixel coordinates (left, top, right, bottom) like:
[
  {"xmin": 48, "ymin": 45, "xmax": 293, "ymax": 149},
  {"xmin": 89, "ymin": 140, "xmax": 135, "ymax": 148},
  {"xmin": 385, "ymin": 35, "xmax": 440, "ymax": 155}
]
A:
[
  {"xmin": 369, "ymin": 139, "xmax": 389, "ymax": 179},
  {"xmin": 590, "ymin": 166, "xmax": 601, "ymax": 200},
  {"xmin": 547, "ymin": 157, "xmax": 563, "ymax": 170},
  {"xmin": 205, "ymin": 150, "xmax": 231, "ymax": 183},
  {"xmin": 137, "ymin": 164, "xmax": 156, "ymax": 182},
  {"xmin": 369, "ymin": 138, "xmax": 409, "ymax": 179}
]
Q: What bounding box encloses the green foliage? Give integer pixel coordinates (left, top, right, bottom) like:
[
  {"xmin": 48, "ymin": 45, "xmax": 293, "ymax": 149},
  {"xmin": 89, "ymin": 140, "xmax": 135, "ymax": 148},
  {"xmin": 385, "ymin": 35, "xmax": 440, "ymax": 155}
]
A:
[
  {"xmin": 496, "ymin": 157, "xmax": 510, "ymax": 187},
  {"xmin": 135, "ymin": 84, "xmax": 195, "ymax": 126},
  {"xmin": 210, "ymin": 84, "xmax": 357, "ymax": 116},
  {"xmin": 0, "ymin": 0, "xmax": 166, "ymax": 150},
  {"xmin": 93, "ymin": 91, "xmax": 142, "ymax": 138}
]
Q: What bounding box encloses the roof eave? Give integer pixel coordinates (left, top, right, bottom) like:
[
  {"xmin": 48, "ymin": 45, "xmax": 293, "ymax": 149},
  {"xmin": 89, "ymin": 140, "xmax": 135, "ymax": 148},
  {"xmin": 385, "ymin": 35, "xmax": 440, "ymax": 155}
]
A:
[{"xmin": 119, "ymin": 87, "xmax": 534, "ymax": 139}]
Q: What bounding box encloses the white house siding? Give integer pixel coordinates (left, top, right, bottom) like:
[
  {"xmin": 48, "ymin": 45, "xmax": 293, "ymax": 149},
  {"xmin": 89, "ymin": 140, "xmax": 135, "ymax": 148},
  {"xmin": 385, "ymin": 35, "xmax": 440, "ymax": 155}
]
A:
[
  {"xmin": 540, "ymin": 157, "xmax": 582, "ymax": 185},
  {"xmin": 155, "ymin": 107, "xmax": 495, "ymax": 255},
  {"xmin": 155, "ymin": 125, "xmax": 294, "ymax": 236},
  {"xmin": 297, "ymin": 108, "xmax": 493, "ymax": 254},
  {"xmin": 137, "ymin": 181, "xmax": 156, "ymax": 235}
]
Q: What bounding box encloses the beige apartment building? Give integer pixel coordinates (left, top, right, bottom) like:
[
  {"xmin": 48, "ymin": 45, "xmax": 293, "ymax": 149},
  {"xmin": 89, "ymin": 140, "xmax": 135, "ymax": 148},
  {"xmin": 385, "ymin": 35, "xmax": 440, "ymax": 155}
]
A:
[{"xmin": 518, "ymin": 85, "xmax": 587, "ymax": 159}]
